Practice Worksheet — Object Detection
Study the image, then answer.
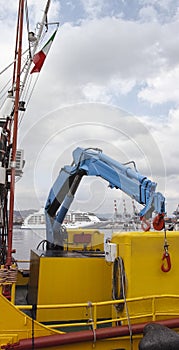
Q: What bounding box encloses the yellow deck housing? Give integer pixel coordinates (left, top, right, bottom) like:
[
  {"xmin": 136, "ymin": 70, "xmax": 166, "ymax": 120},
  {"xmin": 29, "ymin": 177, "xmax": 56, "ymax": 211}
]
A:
[
  {"xmin": 28, "ymin": 250, "xmax": 112, "ymax": 322},
  {"xmin": 111, "ymin": 231, "xmax": 179, "ymax": 322}
]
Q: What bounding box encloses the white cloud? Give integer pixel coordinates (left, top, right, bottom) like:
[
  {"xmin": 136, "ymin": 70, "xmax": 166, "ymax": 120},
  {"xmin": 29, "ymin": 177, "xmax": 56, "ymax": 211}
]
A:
[
  {"xmin": 80, "ymin": 0, "xmax": 105, "ymax": 19},
  {"xmin": 29, "ymin": 16, "xmax": 170, "ymax": 115},
  {"xmin": 2, "ymin": 6, "xmax": 179, "ymax": 109},
  {"xmin": 1, "ymin": 0, "xmax": 179, "ymax": 217},
  {"xmin": 139, "ymin": 5, "xmax": 158, "ymax": 22},
  {"xmin": 82, "ymin": 78, "xmax": 135, "ymax": 102},
  {"xmin": 138, "ymin": 67, "xmax": 179, "ymax": 104},
  {"xmin": 139, "ymin": 0, "xmax": 177, "ymax": 12},
  {"xmin": 139, "ymin": 0, "xmax": 175, "ymax": 11},
  {"xmin": 82, "ymin": 83, "xmax": 112, "ymax": 103},
  {"xmin": 35, "ymin": 14, "xmax": 179, "ymax": 111},
  {"xmin": 136, "ymin": 108, "xmax": 179, "ymax": 214},
  {"xmin": 16, "ymin": 103, "xmax": 167, "ymax": 213}
]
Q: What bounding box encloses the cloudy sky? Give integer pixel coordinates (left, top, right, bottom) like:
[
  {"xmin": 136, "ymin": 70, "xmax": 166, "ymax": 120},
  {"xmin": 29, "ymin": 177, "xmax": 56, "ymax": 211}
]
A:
[{"xmin": 0, "ymin": 0, "xmax": 179, "ymax": 217}]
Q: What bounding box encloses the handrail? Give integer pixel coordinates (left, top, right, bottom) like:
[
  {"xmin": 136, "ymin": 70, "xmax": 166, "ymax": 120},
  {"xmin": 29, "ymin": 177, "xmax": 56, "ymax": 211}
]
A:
[
  {"xmin": 14, "ymin": 294, "xmax": 179, "ymax": 331},
  {"xmin": 16, "ymin": 294, "xmax": 179, "ymax": 309}
]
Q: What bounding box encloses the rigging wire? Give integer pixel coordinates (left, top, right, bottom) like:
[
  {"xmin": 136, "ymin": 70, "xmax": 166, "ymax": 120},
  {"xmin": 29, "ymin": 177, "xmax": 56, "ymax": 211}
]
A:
[
  {"xmin": 1, "ymin": 3, "xmax": 58, "ymax": 111},
  {"xmin": 25, "ymin": 74, "xmax": 40, "ymax": 105},
  {"xmin": 0, "ymin": 48, "xmax": 29, "ymax": 108},
  {"xmin": 12, "ymin": 0, "xmax": 21, "ymax": 90},
  {"xmin": 18, "ymin": 74, "xmax": 40, "ymax": 127},
  {"xmin": 21, "ymin": 70, "xmax": 33, "ymax": 101},
  {"xmin": 0, "ymin": 79, "xmax": 12, "ymax": 97},
  {"xmin": 0, "ymin": 0, "xmax": 56, "ymax": 266},
  {"xmin": 0, "ymin": 79, "xmax": 13, "ymax": 108},
  {"xmin": 25, "ymin": 0, "xmax": 32, "ymax": 59},
  {"xmin": 1, "ymin": 0, "xmax": 59, "ymax": 132}
]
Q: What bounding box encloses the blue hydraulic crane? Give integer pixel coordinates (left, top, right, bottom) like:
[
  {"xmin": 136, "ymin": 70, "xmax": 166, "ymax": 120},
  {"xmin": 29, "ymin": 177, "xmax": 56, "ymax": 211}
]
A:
[{"xmin": 45, "ymin": 147, "xmax": 165, "ymax": 247}]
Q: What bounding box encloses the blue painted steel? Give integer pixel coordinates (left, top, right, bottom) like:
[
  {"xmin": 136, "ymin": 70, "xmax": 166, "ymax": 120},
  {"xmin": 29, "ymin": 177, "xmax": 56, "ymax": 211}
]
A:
[{"xmin": 45, "ymin": 147, "xmax": 165, "ymax": 245}]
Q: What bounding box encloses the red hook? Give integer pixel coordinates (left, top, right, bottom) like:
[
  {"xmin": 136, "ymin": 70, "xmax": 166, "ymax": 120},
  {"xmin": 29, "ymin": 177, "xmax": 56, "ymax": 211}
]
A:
[
  {"xmin": 153, "ymin": 213, "xmax": 165, "ymax": 231},
  {"xmin": 140, "ymin": 216, "xmax": 151, "ymax": 231},
  {"xmin": 161, "ymin": 251, "xmax": 171, "ymax": 272}
]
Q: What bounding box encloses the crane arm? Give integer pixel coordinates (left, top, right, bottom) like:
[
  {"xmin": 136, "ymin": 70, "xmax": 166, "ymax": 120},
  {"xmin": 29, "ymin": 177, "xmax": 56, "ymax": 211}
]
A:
[{"xmin": 45, "ymin": 147, "xmax": 165, "ymax": 247}]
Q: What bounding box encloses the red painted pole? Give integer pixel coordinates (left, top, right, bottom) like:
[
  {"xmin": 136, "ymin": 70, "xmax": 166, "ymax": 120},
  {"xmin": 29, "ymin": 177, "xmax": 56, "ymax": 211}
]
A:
[
  {"xmin": 6, "ymin": 0, "xmax": 24, "ymax": 267},
  {"xmin": 3, "ymin": 318, "xmax": 179, "ymax": 349}
]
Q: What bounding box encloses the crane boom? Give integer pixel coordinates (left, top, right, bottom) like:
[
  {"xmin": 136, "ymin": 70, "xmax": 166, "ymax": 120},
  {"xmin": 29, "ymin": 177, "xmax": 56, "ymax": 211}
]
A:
[{"xmin": 45, "ymin": 147, "xmax": 165, "ymax": 247}]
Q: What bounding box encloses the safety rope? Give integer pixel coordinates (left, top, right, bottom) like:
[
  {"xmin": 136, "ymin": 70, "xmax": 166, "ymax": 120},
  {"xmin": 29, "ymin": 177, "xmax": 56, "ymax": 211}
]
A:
[
  {"xmin": 112, "ymin": 256, "xmax": 126, "ymax": 312},
  {"xmin": 112, "ymin": 257, "xmax": 133, "ymax": 350},
  {"xmin": 119, "ymin": 257, "xmax": 133, "ymax": 350}
]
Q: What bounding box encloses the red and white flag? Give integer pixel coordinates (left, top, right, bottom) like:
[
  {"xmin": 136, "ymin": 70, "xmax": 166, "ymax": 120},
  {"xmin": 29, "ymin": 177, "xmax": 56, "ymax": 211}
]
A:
[{"xmin": 30, "ymin": 30, "xmax": 57, "ymax": 74}]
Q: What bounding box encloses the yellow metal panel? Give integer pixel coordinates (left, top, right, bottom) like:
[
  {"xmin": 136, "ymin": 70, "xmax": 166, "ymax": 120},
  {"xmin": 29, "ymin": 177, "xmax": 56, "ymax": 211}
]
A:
[
  {"xmin": 36, "ymin": 255, "xmax": 112, "ymax": 322},
  {"xmin": 0, "ymin": 293, "xmax": 60, "ymax": 348},
  {"xmin": 111, "ymin": 231, "xmax": 179, "ymax": 322}
]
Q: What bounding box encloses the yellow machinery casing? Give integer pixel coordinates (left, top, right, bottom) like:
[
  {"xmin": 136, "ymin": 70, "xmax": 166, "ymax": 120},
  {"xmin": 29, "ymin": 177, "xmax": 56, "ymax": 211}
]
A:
[
  {"xmin": 111, "ymin": 231, "xmax": 179, "ymax": 323},
  {"xmin": 28, "ymin": 249, "xmax": 112, "ymax": 322}
]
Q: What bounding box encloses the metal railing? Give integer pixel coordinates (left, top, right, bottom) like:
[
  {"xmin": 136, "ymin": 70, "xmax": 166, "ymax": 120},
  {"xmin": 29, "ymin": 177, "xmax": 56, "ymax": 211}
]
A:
[
  {"xmin": 14, "ymin": 294, "xmax": 179, "ymax": 331},
  {"xmin": 1, "ymin": 268, "xmax": 179, "ymax": 333}
]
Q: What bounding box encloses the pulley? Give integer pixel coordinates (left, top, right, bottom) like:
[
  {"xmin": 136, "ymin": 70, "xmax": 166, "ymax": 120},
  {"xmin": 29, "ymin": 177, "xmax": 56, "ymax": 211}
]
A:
[
  {"xmin": 153, "ymin": 213, "xmax": 165, "ymax": 231},
  {"xmin": 28, "ymin": 31, "xmax": 37, "ymax": 42}
]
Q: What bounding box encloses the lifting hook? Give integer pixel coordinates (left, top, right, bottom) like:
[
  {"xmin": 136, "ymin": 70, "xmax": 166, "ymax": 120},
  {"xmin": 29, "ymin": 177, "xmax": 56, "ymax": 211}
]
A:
[{"xmin": 161, "ymin": 250, "xmax": 171, "ymax": 273}]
